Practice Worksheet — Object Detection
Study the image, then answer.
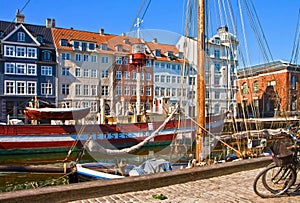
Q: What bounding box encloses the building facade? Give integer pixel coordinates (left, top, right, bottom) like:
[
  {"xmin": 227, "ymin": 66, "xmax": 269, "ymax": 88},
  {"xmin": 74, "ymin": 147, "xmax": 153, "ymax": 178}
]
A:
[
  {"xmin": 0, "ymin": 12, "xmax": 56, "ymax": 122},
  {"xmin": 236, "ymin": 61, "xmax": 300, "ymax": 118},
  {"xmin": 176, "ymin": 26, "xmax": 238, "ymax": 117}
]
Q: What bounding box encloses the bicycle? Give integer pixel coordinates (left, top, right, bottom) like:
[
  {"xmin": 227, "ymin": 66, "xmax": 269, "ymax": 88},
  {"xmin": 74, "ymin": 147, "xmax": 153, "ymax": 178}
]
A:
[{"xmin": 253, "ymin": 127, "xmax": 300, "ymax": 198}]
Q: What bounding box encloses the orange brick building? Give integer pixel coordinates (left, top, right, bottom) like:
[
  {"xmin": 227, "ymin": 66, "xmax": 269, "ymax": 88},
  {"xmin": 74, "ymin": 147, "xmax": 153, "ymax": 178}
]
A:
[{"xmin": 236, "ymin": 61, "xmax": 300, "ymax": 118}]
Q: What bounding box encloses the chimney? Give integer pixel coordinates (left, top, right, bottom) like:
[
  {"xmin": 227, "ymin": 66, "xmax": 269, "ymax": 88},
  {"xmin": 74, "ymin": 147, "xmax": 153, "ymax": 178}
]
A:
[
  {"xmin": 51, "ymin": 19, "xmax": 56, "ymax": 28},
  {"xmin": 46, "ymin": 18, "xmax": 51, "ymax": 28},
  {"xmin": 99, "ymin": 28, "xmax": 104, "ymax": 36},
  {"xmin": 152, "ymin": 38, "xmax": 157, "ymax": 43},
  {"xmin": 16, "ymin": 9, "xmax": 25, "ymax": 23}
]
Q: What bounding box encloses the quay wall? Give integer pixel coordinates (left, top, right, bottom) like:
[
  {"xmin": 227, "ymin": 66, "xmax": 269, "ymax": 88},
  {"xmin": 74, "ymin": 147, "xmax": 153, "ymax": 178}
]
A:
[{"xmin": 0, "ymin": 157, "xmax": 272, "ymax": 203}]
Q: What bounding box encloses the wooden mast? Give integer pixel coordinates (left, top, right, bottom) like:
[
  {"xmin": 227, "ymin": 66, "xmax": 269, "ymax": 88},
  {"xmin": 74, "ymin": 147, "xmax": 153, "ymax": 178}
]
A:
[{"xmin": 196, "ymin": 0, "xmax": 206, "ymax": 162}]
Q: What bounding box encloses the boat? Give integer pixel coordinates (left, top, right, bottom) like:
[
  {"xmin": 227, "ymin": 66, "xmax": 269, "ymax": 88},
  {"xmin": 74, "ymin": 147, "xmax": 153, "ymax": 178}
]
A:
[{"xmin": 24, "ymin": 107, "xmax": 90, "ymax": 120}]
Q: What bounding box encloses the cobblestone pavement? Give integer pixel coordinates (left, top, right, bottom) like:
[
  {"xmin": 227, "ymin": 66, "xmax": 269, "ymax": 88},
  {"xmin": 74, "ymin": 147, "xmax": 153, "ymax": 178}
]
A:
[{"xmin": 70, "ymin": 167, "xmax": 300, "ymax": 203}]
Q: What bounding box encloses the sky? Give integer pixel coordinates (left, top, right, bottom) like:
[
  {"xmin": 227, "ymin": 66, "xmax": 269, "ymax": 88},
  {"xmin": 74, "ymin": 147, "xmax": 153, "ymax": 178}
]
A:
[{"xmin": 0, "ymin": 0, "xmax": 299, "ymax": 66}]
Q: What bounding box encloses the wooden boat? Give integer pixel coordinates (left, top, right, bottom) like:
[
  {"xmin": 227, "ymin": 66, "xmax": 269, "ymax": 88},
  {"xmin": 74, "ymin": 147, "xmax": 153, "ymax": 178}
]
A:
[{"xmin": 24, "ymin": 107, "xmax": 90, "ymax": 120}]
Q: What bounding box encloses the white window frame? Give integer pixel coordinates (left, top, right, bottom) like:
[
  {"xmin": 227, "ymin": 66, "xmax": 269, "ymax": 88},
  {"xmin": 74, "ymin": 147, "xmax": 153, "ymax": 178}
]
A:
[
  {"xmin": 91, "ymin": 85, "xmax": 97, "ymax": 96},
  {"xmin": 16, "ymin": 46, "xmax": 26, "ymax": 58},
  {"xmin": 61, "ymin": 67, "xmax": 70, "ymax": 76},
  {"xmin": 83, "ymin": 85, "xmax": 89, "ymax": 95},
  {"xmin": 75, "ymin": 67, "xmax": 81, "ymax": 77},
  {"xmin": 91, "ymin": 55, "xmax": 97, "ymax": 63},
  {"xmin": 41, "ymin": 83, "xmax": 53, "ymax": 95},
  {"xmin": 27, "ymin": 64, "xmax": 37, "ymax": 76},
  {"xmin": 41, "ymin": 66, "xmax": 52, "ymax": 76},
  {"xmin": 91, "ymin": 69, "xmax": 97, "ymax": 78},
  {"xmin": 146, "ymin": 87, "xmax": 151, "ymax": 96},
  {"xmin": 75, "ymin": 53, "xmax": 82, "ymax": 62},
  {"xmin": 61, "ymin": 52, "xmax": 71, "ymax": 60},
  {"xmin": 116, "ymin": 86, "xmax": 122, "ymax": 95},
  {"xmin": 5, "ymin": 63, "xmax": 15, "ymax": 74},
  {"xmin": 116, "ymin": 71, "xmax": 122, "ymax": 79},
  {"xmin": 116, "ymin": 57, "xmax": 122, "ymax": 64},
  {"xmin": 17, "ymin": 32, "xmax": 25, "ymax": 42},
  {"xmin": 16, "ymin": 81, "xmax": 26, "ymax": 95},
  {"xmin": 16, "ymin": 63, "xmax": 26, "ymax": 75},
  {"xmin": 83, "ymin": 69, "xmax": 89, "ymax": 77},
  {"xmin": 4, "ymin": 45, "xmax": 15, "ymax": 57},
  {"xmin": 101, "ymin": 56, "xmax": 109, "ymax": 64},
  {"xmin": 83, "ymin": 54, "xmax": 89, "ymax": 62},
  {"xmin": 4, "ymin": 80, "xmax": 15, "ymax": 95},
  {"xmin": 27, "ymin": 81, "xmax": 37, "ymax": 95},
  {"xmin": 27, "ymin": 47, "xmax": 37, "ymax": 59}
]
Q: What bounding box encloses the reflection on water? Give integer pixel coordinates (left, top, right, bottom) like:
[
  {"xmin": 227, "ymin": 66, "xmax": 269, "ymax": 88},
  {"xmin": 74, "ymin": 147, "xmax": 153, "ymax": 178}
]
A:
[{"xmin": 0, "ymin": 145, "xmax": 193, "ymax": 193}]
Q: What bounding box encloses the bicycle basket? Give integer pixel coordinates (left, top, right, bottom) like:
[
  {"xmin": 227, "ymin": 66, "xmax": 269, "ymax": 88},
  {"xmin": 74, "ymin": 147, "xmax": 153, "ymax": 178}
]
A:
[{"xmin": 270, "ymin": 140, "xmax": 293, "ymax": 166}]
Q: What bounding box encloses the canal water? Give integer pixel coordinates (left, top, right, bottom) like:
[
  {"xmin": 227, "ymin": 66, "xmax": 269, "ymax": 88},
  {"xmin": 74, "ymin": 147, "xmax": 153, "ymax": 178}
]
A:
[{"xmin": 0, "ymin": 145, "xmax": 192, "ymax": 193}]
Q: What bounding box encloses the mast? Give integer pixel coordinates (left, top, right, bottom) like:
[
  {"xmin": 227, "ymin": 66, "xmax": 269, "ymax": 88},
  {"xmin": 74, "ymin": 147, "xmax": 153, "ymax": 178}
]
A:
[{"xmin": 196, "ymin": 0, "xmax": 206, "ymax": 162}]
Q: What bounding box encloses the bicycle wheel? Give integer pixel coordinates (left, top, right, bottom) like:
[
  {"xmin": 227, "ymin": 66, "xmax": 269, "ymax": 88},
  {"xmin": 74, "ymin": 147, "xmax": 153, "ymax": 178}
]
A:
[{"xmin": 253, "ymin": 163, "xmax": 296, "ymax": 198}]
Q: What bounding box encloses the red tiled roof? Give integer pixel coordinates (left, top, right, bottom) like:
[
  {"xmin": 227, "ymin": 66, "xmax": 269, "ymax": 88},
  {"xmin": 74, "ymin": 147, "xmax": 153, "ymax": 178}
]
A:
[{"xmin": 51, "ymin": 27, "xmax": 116, "ymax": 51}]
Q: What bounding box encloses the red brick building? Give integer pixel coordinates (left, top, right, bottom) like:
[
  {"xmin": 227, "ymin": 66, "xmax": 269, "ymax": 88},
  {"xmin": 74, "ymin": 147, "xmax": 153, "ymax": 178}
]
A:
[{"xmin": 236, "ymin": 61, "xmax": 300, "ymax": 118}]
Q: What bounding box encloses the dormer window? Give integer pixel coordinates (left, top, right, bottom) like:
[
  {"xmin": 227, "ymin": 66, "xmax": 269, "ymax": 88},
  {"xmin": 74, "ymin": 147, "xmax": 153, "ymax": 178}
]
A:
[
  {"xmin": 42, "ymin": 50, "xmax": 52, "ymax": 61},
  {"xmin": 60, "ymin": 39, "xmax": 68, "ymax": 46},
  {"xmin": 37, "ymin": 35, "xmax": 43, "ymax": 44},
  {"xmin": 177, "ymin": 52, "xmax": 183, "ymax": 59},
  {"xmin": 165, "ymin": 51, "xmax": 173, "ymax": 57},
  {"xmin": 123, "ymin": 38, "xmax": 129, "ymax": 44},
  {"xmin": 100, "ymin": 43, "xmax": 107, "ymax": 50},
  {"xmin": 116, "ymin": 45, "xmax": 122, "ymax": 52},
  {"xmin": 74, "ymin": 41, "xmax": 80, "ymax": 50},
  {"xmin": 89, "ymin": 43, "xmax": 95, "ymax": 50},
  {"xmin": 17, "ymin": 32, "xmax": 25, "ymax": 42},
  {"xmin": 154, "ymin": 49, "xmax": 161, "ymax": 57},
  {"xmin": 82, "ymin": 42, "xmax": 87, "ymax": 51}
]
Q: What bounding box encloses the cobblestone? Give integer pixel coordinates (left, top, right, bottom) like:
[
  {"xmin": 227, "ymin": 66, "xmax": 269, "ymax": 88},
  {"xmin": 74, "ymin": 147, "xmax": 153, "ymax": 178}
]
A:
[{"xmin": 71, "ymin": 168, "xmax": 300, "ymax": 203}]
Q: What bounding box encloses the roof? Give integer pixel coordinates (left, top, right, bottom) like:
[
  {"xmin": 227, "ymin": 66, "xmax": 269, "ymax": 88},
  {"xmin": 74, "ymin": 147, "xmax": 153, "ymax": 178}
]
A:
[
  {"xmin": 0, "ymin": 20, "xmax": 55, "ymax": 48},
  {"xmin": 51, "ymin": 27, "xmax": 116, "ymax": 51}
]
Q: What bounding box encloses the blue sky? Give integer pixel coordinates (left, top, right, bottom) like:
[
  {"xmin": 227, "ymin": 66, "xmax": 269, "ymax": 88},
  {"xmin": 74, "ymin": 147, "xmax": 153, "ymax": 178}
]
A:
[{"xmin": 0, "ymin": 0, "xmax": 299, "ymax": 65}]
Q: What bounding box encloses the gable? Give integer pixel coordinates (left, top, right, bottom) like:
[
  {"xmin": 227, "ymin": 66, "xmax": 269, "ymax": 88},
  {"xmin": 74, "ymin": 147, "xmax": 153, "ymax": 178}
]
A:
[{"xmin": 2, "ymin": 24, "xmax": 40, "ymax": 46}]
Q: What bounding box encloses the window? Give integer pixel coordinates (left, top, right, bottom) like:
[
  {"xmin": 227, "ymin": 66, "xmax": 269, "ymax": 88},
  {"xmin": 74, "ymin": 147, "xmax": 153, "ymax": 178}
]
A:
[
  {"xmin": 101, "ymin": 86, "xmax": 109, "ymax": 96},
  {"xmin": 16, "ymin": 46, "xmax": 26, "ymax": 57},
  {"xmin": 172, "ymin": 76, "xmax": 176, "ymax": 83},
  {"xmin": 37, "ymin": 35, "xmax": 43, "ymax": 44},
  {"xmin": 42, "ymin": 50, "xmax": 51, "ymax": 61},
  {"xmin": 214, "ymin": 76, "xmax": 220, "ymax": 85},
  {"xmin": 41, "ymin": 66, "xmax": 52, "ymax": 76},
  {"xmin": 27, "ymin": 48, "xmax": 37, "ymax": 59},
  {"xmin": 91, "ymin": 69, "xmax": 97, "ymax": 78},
  {"xmin": 75, "ymin": 53, "xmax": 82, "ymax": 62},
  {"xmin": 146, "ymin": 73, "xmax": 151, "ymax": 80},
  {"xmin": 83, "ymin": 85, "xmax": 89, "ymax": 95},
  {"xmin": 91, "ymin": 55, "xmax": 97, "ymax": 62},
  {"xmin": 189, "ymin": 77, "xmax": 195, "ymax": 85},
  {"xmin": 172, "ymin": 88, "xmax": 176, "ymax": 96},
  {"xmin": 16, "ymin": 81, "xmax": 26, "ymax": 95},
  {"xmin": 100, "ymin": 43, "xmax": 107, "ymax": 50},
  {"xmin": 91, "ymin": 85, "xmax": 97, "ymax": 96},
  {"xmin": 27, "ymin": 64, "xmax": 36, "ymax": 75},
  {"xmin": 146, "ymin": 87, "xmax": 151, "ymax": 96},
  {"xmin": 155, "ymin": 87, "xmax": 159, "ymax": 96},
  {"xmin": 89, "ymin": 43, "xmax": 95, "ymax": 50},
  {"xmin": 123, "ymin": 57, "xmax": 128, "ymax": 65},
  {"xmin": 146, "ymin": 60, "xmax": 152, "ymax": 67},
  {"xmin": 124, "ymin": 86, "xmax": 130, "ymax": 95},
  {"xmin": 83, "ymin": 54, "xmax": 89, "ymax": 62},
  {"xmin": 61, "ymin": 53, "xmax": 70, "ymax": 60},
  {"xmin": 155, "ymin": 75, "xmax": 159, "ymax": 82},
  {"xmin": 75, "ymin": 68, "xmax": 81, "ymax": 77},
  {"xmin": 17, "ymin": 32, "xmax": 25, "ymax": 42},
  {"xmin": 155, "ymin": 49, "xmax": 161, "ymax": 57},
  {"xmin": 215, "ymin": 91, "xmax": 220, "ymax": 99},
  {"xmin": 83, "ymin": 69, "xmax": 89, "ymax": 77},
  {"xmin": 102, "ymin": 70, "xmax": 108, "ymax": 78},
  {"xmin": 75, "ymin": 84, "xmax": 81, "ymax": 95},
  {"xmin": 27, "ymin": 82, "xmax": 36, "ymax": 95},
  {"xmin": 254, "ymin": 81, "xmax": 259, "ymax": 93},
  {"xmin": 16, "ymin": 63, "xmax": 26, "ymax": 75},
  {"xmin": 166, "ymin": 76, "xmax": 171, "ymax": 83},
  {"xmin": 214, "ymin": 64, "xmax": 221, "ymax": 72},
  {"xmin": 82, "ymin": 42, "xmax": 87, "ymax": 51},
  {"xmin": 214, "ymin": 104, "xmax": 220, "ymax": 114},
  {"xmin": 214, "ymin": 49, "xmax": 220, "ymax": 58},
  {"xmin": 90, "ymin": 102, "xmax": 97, "ymax": 112},
  {"xmin": 140, "ymin": 86, "xmax": 144, "ymax": 96},
  {"xmin": 131, "ymin": 86, "xmax": 136, "ymax": 96},
  {"xmin": 5, "ymin": 63, "xmax": 15, "ymax": 74},
  {"xmin": 124, "ymin": 71, "xmax": 130, "ymax": 79},
  {"xmin": 132, "ymin": 72, "xmax": 136, "ymax": 80},
  {"xmin": 4, "ymin": 81, "xmax": 15, "ymax": 94},
  {"xmin": 161, "ymin": 75, "xmax": 165, "ymax": 83},
  {"xmin": 73, "ymin": 41, "xmax": 80, "ymax": 50},
  {"xmin": 61, "ymin": 39, "xmax": 68, "ymax": 46},
  {"xmin": 61, "ymin": 84, "xmax": 69, "ymax": 95},
  {"xmin": 41, "ymin": 83, "xmax": 52, "ymax": 95},
  {"xmin": 116, "ymin": 57, "xmax": 122, "ymax": 64},
  {"xmin": 116, "ymin": 86, "xmax": 122, "ymax": 95},
  {"xmin": 4, "ymin": 45, "xmax": 15, "ymax": 56},
  {"xmin": 242, "ymin": 82, "xmax": 248, "ymax": 95},
  {"xmin": 292, "ymin": 76, "xmax": 297, "ymax": 90},
  {"xmin": 116, "ymin": 71, "xmax": 122, "ymax": 79},
  {"xmin": 101, "ymin": 56, "xmax": 109, "ymax": 64},
  {"xmin": 61, "ymin": 67, "xmax": 70, "ymax": 76}
]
